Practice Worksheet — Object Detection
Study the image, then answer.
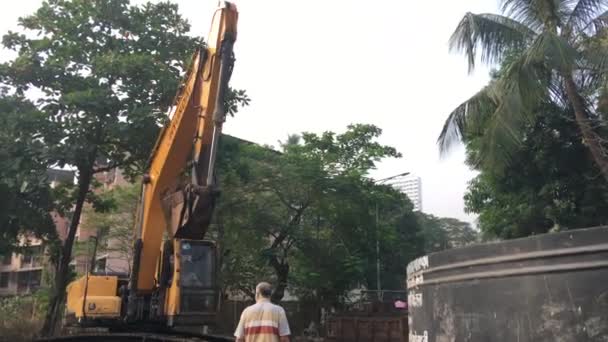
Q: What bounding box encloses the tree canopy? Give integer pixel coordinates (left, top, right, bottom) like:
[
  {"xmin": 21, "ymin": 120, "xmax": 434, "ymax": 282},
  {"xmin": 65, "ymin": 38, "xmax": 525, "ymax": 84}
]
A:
[
  {"xmin": 416, "ymin": 213, "xmax": 478, "ymax": 252},
  {"xmin": 0, "ymin": 91, "xmax": 56, "ymax": 255},
  {"xmin": 440, "ymin": 0, "xmax": 608, "ymax": 238},
  {"xmin": 0, "ymin": 0, "xmax": 248, "ymax": 335},
  {"xmin": 464, "ymin": 102, "xmax": 608, "ymax": 238},
  {"xmin": 439, "ymin": 0, "xmax": 608, "ymax": 182},
  {"xmin": 213, "ymin": 125, "xmax": 426, "ymax": 304}
]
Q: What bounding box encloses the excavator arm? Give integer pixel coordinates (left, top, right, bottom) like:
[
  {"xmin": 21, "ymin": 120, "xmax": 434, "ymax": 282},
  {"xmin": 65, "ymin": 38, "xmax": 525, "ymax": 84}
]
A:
[
  {"xmin": 132, "ymin": 1, "xmax": 237, "ymax": 294},
  {"xmin": 63, "ymin": 2, "xmax": 238, "ymax": 333}
]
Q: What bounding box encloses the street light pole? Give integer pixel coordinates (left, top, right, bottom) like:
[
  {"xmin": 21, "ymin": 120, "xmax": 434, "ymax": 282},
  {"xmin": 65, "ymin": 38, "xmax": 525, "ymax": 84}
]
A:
[
  {"xmin": 375, "ymin": 202, "xmax": 381, "ymax": 300},
  {"xmin": 374, "ymin": 171, "xmax": 410, "ymax": 301}
]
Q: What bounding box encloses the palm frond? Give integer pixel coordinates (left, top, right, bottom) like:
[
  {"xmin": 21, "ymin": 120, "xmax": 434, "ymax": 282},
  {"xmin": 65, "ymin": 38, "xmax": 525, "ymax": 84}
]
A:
[
  {"xmin": 450, "ymin": 13, "xmax": 536, "ymax": 72},
  {"xmin": 578, "ymin": 45, "xmax": 608, "ymax": 77},
  {"xmin": 502, "ymin": 51, "xmax": 550, "ymax": 112},
  {"xmin": 453, "ymin": 85, "xmax": 526, "ymax": 171},
  {"xmin": 440, "ymin": 53, "xmax": 548, "ymax": 164},
  {"xmin": 501, "ymin": 0, "xmax": 564, "ymax": 32},
  {"xmin": 525, "ymin": 32, "xmax": 578, "ymax": 70},
  {"xmin": 478, "ymin": 54, "xmax": 551, "ymax": 168},
  {"xmin": 438, "ymin": 86, "xmax": 498, "ymax": 156},
  {"xmin": 474, "ymin": 108, "xmax": 524, "ymax": 171},
  {"xmin": 565, "ymin": 0, "xmax": 608, "ymax": 33},
  {"xmin": 547, "ymin": 71, "xmax": 570, "ymax": 107},
  {"xmin": 575, "ymin": 8, "xmax": 608, "ymax": 35}
]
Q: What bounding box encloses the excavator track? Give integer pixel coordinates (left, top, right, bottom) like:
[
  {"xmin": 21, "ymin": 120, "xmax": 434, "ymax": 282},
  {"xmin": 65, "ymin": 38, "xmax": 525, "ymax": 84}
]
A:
[{"xmin": 36, "ymin": 331, "xmax": 233, "ymax": 342}]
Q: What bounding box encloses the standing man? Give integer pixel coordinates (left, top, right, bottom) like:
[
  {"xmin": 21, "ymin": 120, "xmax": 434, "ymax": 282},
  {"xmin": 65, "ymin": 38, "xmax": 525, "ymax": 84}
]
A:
[{"xmin": 235, "ymin": 282, "xmax": 291, "ymax": 342}]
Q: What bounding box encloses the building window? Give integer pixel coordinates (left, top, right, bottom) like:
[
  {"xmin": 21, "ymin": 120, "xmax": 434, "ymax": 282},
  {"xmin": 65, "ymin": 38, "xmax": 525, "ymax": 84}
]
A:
[
  {"xmin": 2, "ymin": 254, "xmax": 11, "ymax": 265},
  {"xmin": 21, "ymin": 246, "xmax": 42, "ymax": 268},
  {"xmin": 95, "ymin": 257, "xmax": 107, "ymax": 273},
  {"xmin": 32, "ymin": 248, "xmax": 42, "ymax": 267},
  {"xmin": 0, "ymin": 272, "xmax": 9, "ymax": 288},
  {"xmin": 22, "ymin": 253, "xmax": 32, "ymax": 265},
  {"xmin": 17, "ymin": 270, "xmax": 41, "ymax": 293}
]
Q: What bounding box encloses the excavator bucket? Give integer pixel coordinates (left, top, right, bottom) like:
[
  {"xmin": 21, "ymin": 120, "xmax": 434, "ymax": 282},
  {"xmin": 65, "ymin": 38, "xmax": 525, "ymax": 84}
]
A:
[
  {"xmin": 161, "ymin": 185, "xmax": 220, "ymax": 239},
  {"xmin": 158, "ymin": 1, "xmax": 236, "ymax": 241}
]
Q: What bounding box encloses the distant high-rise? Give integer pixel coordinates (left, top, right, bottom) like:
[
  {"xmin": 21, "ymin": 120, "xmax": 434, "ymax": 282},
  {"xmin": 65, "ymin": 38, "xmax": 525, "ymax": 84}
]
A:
[{"xmin": 388, "ymin": 174, "xmax": 422, "ymax": 211}]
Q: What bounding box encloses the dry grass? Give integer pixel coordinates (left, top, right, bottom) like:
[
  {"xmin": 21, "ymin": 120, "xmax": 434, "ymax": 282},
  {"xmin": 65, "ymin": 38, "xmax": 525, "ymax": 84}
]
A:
[
  {"xmin": 0, "ymin": 295, "xmax": 46, "ymax": 342},
  {"xmin": 0, "ymin": 318, "xmax": 43, "ymax": 342}
]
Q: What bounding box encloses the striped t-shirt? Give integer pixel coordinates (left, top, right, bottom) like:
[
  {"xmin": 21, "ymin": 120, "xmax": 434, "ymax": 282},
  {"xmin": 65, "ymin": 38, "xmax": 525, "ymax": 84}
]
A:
[{"xmin": 234, "ymin": 299, "xmax": 291, "ymax": 341}]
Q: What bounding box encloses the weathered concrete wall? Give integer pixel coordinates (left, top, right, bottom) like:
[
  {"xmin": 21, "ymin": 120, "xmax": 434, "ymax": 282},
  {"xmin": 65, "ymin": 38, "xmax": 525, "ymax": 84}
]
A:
[{"xmin": 407, "ymin": 226, "xmax": 608, "ymax": 342}]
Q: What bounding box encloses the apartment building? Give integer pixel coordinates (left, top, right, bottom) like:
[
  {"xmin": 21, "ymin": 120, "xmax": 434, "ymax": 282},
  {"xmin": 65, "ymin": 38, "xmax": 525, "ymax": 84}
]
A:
[
  {"xmin": 0, "ymin": 169, "xmax": 74, "ymax": 297},
  {"xmin": 0, "ymin": 244, "xmax": 44, "ymax": 296},
  {"xmin": 73, "ymin": 166, "xmax": 131, "ymax": 275},
  {"xmin": 0, "ymin": 166, "xmax": 136, "ymax": 297}
]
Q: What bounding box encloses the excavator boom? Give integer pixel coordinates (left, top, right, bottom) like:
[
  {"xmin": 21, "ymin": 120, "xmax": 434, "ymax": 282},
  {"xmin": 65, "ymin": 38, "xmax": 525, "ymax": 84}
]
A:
[
  {"xmin": 62, "ymin": 2, "xmax": 239, "ymax": 336},
  {"xmin": 134, "ymin": 1, "xmax": 238, "ymax": 293}
]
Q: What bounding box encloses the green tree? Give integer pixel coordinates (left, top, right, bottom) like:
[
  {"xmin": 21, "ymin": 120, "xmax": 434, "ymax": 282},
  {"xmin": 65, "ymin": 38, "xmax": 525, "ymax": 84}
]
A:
[
  {"xmin": 213, "ymin": 125, "xmax": 424, "ymax": 304},
  {"xmin": 79, "ymin": 183, "xmax": 139, "ymax": 274},
  {"xmin": 416, "ymin": 213, "xmax": 449, "ymax": 253},
  {"xmin": 288, "ymin": 179, "xmax": 424, "ymax": 303},
  {"xmin": 0, "ymin": 1, "xmax": 248, "ymax": 335},
  {"xmin": 438, "ymin": 0, "xmax": 608, "ymax": 182},
  {"xmin": 371, "ymin": 192, "xmax": 425, "ymax": 291},
  {"xmin": 211, "ymin": 135, "xmax": 275, "ymax": 299},
  {"xmin": 416, "ymin": 213, "xmax": 477, "ymax": 253},
  {"xmin": 438, "ymin": 217, "xmax": 478, "ymax": 248},
  {"xmin": 465, "ymin": 102, "xmax": 608, "ymax": 238},
  {"xmin": 260, "ymin": 124, "xmax": 402, "ymax": 302},
  {"xmin": 0, "ymin": 90, "xmax": 56, "ymax": 255}
]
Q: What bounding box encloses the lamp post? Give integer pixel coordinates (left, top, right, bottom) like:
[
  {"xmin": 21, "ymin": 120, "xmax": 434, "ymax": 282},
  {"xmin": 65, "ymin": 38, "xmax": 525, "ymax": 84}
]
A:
[{"xmin": 374, "ymin": 171, "xmax": 410, "ymax": 301}]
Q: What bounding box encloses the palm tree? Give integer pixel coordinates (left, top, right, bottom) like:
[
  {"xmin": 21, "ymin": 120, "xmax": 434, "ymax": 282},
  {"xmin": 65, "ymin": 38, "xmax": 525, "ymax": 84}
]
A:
[{"xmin": 439, "ymin": 0, "xmax": 608, "ymax": 182}]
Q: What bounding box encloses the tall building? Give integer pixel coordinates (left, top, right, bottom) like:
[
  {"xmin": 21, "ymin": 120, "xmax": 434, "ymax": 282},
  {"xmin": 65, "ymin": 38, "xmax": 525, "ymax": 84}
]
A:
[
  {"xmin": 388, "ymin": 175, "xmax": 422, "ymax": 211},
  {"xmin": 0, "ymin": 169, "xmax": 74, "ymax": 297},
  {"xmin": 73, "ymin": 165, "xmax": 132, "ymax": 275}
]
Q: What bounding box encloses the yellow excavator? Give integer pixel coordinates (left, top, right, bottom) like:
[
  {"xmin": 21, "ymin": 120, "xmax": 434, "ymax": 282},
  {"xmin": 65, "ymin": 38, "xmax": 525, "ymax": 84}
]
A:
[{"xmin": 61, "ymin": 2, "xmax": 238, "ymax": 339}]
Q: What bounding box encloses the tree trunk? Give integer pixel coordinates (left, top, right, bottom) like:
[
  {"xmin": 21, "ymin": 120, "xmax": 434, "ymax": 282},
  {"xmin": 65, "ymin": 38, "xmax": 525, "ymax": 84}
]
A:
[
  {"xmin": 563, "ymin": 74, "xmax": 608, "ymax": 183},
  {"xmin": 40, "ymin": 165, "xmax": 94, "ymax": 337},
  {"xmin": 269, "ymin": 257, "xmax": 289, "ymax": 303}
]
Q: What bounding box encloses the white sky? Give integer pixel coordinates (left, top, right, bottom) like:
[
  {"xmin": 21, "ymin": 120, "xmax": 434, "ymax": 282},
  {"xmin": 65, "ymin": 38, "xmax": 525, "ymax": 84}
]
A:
[{"xmin": 0, "ymin": 0, "xmax": 499, "ymax": 224}]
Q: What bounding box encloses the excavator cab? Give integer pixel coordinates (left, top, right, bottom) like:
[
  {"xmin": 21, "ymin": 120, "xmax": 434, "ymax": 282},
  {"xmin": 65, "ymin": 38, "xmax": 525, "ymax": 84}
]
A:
[
  {"xmin": 174, "ymin": 240, "xmax": 217, "ymax": 311},
  {"xmin": 156, "ymin": 239, "xmax": 219, "ymax": 326}
]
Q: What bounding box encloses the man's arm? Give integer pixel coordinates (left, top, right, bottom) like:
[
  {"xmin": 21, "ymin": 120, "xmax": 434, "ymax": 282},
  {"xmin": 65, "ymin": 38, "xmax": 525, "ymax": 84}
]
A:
[
  {"xmin": 234, "ymin": 310, "xmax": 246, "ymax": 342},
  {"xmin": 278, "ymin": 307, "xmax": 291, "ymax": 342}
]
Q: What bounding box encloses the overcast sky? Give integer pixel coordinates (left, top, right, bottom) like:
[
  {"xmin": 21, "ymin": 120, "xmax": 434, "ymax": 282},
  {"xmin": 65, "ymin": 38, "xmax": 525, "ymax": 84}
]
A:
[{"xmin": 0, "ymin": 0, "xmax": 499, "ymax": 224}]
